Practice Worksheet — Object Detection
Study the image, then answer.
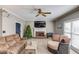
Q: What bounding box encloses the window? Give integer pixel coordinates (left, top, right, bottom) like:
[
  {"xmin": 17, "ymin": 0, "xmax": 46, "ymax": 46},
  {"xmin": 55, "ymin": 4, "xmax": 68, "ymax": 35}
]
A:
[
  {"xmin": 64, "ymin": 22, "xmax": 71, "ymax": 38},
  {"xmin": 72, "ymin": 20, "xmax": 79, "ymax": 34},
  {"xmin": 64, "ymin": 19, "xmax": 79, "ymax": 50}
]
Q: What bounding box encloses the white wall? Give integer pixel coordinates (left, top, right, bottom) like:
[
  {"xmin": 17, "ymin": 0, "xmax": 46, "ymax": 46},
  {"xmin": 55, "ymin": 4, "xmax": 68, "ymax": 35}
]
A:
[
  {"xmin": 2, "ymin": 12, "xmax": 25, "ymax": 37},
  {"xmin": 46, "ymin": 21, "xmax": 54, "ymax": 33},
  {"xmin": 0, "ymin": 9, "xmax": 2, "ymax": 36},
  {"xmin": 25, "ymin": 21, "xmax": 54, "ymax": 37}
]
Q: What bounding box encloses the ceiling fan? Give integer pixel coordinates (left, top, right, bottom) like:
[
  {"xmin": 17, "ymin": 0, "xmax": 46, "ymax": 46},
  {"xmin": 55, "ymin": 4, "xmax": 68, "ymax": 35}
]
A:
[{"xmin": 35, "ymin": 9, "xmax": 51, "ymax": 17}]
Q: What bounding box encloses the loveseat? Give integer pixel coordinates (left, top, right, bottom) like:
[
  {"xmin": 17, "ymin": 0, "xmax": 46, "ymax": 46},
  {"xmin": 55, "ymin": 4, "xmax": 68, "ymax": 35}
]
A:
[
  {"xmin": 0, "ymin": 34, "xmax": 26, "ymax": 54},
  {"xmin": 47, "ymin": 34, "xmax": 70, "ymax": 54}
]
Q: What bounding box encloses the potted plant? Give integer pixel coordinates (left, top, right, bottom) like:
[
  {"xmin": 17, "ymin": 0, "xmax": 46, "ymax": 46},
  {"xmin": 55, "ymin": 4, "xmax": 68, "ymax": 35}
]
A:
[{"xmin": 23, "ymin": 25, "xmax": 32, "ymax": 39}]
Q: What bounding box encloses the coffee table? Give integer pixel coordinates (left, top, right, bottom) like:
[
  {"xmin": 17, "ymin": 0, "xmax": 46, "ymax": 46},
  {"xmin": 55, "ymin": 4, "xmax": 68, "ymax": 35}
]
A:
[{"xmin": 25, "ymin": 41, "xmax": 37, "ymax": 54}]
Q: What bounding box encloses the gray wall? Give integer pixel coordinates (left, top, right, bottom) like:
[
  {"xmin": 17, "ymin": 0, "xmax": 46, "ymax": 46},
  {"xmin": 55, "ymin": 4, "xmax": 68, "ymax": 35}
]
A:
[
  {"xmin": 54, "ymin": 10, "xmax": 79, "ymax": 34},
  {"xmin": 0, "ymin": 9, "xmax": 2, "ymax": 36}
]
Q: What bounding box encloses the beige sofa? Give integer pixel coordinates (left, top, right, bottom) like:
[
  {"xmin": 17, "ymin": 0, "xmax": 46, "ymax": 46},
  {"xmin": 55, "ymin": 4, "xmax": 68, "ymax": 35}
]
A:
[
  {"xmin": 47, "ymin": 34, "xmax": 70, "ymax": 54},
  {"xmin": 0, "ymin": 34, "xmax": 26, "ymax": 54}
]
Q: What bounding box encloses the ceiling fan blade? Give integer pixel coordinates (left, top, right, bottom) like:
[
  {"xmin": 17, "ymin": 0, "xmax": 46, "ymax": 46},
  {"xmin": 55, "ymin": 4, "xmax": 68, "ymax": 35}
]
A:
[
  {"xmin": 35, "ymin": 13, "xmax": 40, "ymax": 17},
  {"xmin": 44, "ymin": 12, "xmax": 51, "ymax": 14},
  {"xmin": 38, "ymin": 9, "xmax": 42, "ymax": 13},
  {"xmin": 42, "ymin": 13, "xmax": 46, "ymax": 17}
]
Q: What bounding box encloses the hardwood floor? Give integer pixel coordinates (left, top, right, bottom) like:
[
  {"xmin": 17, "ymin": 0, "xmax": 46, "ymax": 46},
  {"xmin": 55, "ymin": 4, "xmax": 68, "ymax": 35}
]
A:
[{"xmin": 21, "ymin": 38, "xmax": 77, "ymax": 54}]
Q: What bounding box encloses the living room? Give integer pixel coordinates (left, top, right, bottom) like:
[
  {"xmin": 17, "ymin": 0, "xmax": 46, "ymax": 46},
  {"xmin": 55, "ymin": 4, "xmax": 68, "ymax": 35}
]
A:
[{"xmin": 0, "ymin": 5, "xmax": 79, "ymax": 54}]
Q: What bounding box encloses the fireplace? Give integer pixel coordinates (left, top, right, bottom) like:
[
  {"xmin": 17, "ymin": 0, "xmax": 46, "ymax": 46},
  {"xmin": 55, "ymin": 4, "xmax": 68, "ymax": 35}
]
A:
[
  {"xmin": 36, "ymin": 31, "xmax": 45, "ymax": 37},
  {"xmin": 33, "ymin": 28, "xmax": 46, "ymax": 38}
]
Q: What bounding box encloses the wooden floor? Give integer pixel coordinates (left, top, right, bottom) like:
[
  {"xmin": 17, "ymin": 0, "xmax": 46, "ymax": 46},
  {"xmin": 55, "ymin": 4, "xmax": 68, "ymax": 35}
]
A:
[{"xmin": 21, "ymin": 38, "xmax": 77, "ymax": 54}]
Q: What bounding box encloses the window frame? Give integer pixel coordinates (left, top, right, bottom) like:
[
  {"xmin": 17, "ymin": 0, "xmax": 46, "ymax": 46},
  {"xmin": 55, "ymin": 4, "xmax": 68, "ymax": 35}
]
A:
[{"xmin": 63, "ymin": 19, "xmax": 79, "ymax": 47}]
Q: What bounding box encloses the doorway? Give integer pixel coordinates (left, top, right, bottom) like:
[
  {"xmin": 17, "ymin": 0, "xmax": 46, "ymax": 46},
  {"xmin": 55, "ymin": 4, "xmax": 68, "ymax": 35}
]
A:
[{"xmin": 16, "ymin": 23, "xmax": 21, "ymax": 36}]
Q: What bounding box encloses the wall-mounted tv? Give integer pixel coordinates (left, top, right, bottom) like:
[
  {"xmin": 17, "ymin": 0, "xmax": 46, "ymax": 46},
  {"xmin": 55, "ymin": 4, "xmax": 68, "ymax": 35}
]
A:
[{"xmin": 34, "ymin": 21, "xmax": 46, "ymax": 28}]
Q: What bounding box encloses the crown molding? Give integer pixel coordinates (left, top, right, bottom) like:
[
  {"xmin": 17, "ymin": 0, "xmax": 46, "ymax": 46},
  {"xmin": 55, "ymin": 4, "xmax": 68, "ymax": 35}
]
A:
[{"xmin": 2, "ymin": 8, "xmax": 26, "ymax": 21}]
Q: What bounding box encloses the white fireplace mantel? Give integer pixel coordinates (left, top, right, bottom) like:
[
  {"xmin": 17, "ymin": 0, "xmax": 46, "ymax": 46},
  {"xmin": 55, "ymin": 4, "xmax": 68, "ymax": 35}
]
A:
[{"xmin": 33, "ymin": 28, "xmax": 46, "ymax": 37}]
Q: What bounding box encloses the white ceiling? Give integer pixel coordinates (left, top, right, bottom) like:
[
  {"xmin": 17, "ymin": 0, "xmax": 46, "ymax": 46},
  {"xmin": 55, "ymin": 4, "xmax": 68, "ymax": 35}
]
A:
[{"xmin": 0, "ymin": 5, "xmax": 78, "ymax": 21}]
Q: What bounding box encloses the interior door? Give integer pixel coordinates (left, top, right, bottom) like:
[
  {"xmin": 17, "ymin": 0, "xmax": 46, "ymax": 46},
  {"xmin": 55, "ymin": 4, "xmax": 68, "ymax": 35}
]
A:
[{"xmin": 16, "ymin": 23, "xmax": 21, "ymax": 36}]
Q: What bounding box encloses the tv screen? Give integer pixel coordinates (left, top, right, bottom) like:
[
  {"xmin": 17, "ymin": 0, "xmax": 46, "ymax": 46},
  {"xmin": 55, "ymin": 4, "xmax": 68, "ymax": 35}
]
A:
[{"xmin": 34, "ymin": 21, "xmax": 46, "ymax": 28}]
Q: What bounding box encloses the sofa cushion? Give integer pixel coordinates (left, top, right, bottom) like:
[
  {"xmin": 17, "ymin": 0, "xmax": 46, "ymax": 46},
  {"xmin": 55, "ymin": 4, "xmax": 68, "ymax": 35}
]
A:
[
  {"xmin": 0, "ymin": 37, "xmax": 6, "ymax": 44},
  {"xmin": 7, "ymin": 40, "xmax": 16, "ymax": 46},
  {"xmin": 52, "ymin": 34, "xmax": 60, "ymax": 41},
  {"xmin": 60, "ymin": 35, "xmax": 70, "ymax": 43},
  {"xmin": 47, "ymin": 40, "xmax": 59, "ymax": 50},
  {"xmin": 13, "ymin": 34, "xmax": 20, "ymax": 39},
  {"xmin": 14, "ymin": 38, "xmax": 21, "ymax": 42},
  {"xmin": 13, "ymin": 34, "xmax": 21, "ymax": 42},
  {"xmin": 6, "ymin": 36, "xmax": 14, "ymax": 42},
  {"xmin": 7, "ymin": 42, "xmax": 25, "ymax": 54},
  {"xmin": 0, "ymin": 44, "xmax": 9, "ymax": 53}
]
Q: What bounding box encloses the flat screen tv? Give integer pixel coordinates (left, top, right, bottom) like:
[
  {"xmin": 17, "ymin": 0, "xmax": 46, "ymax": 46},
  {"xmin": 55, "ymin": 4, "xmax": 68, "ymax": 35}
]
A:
[{"xmin": 34, "ymin": 21, "xmax": 46, "ymax": 28}]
